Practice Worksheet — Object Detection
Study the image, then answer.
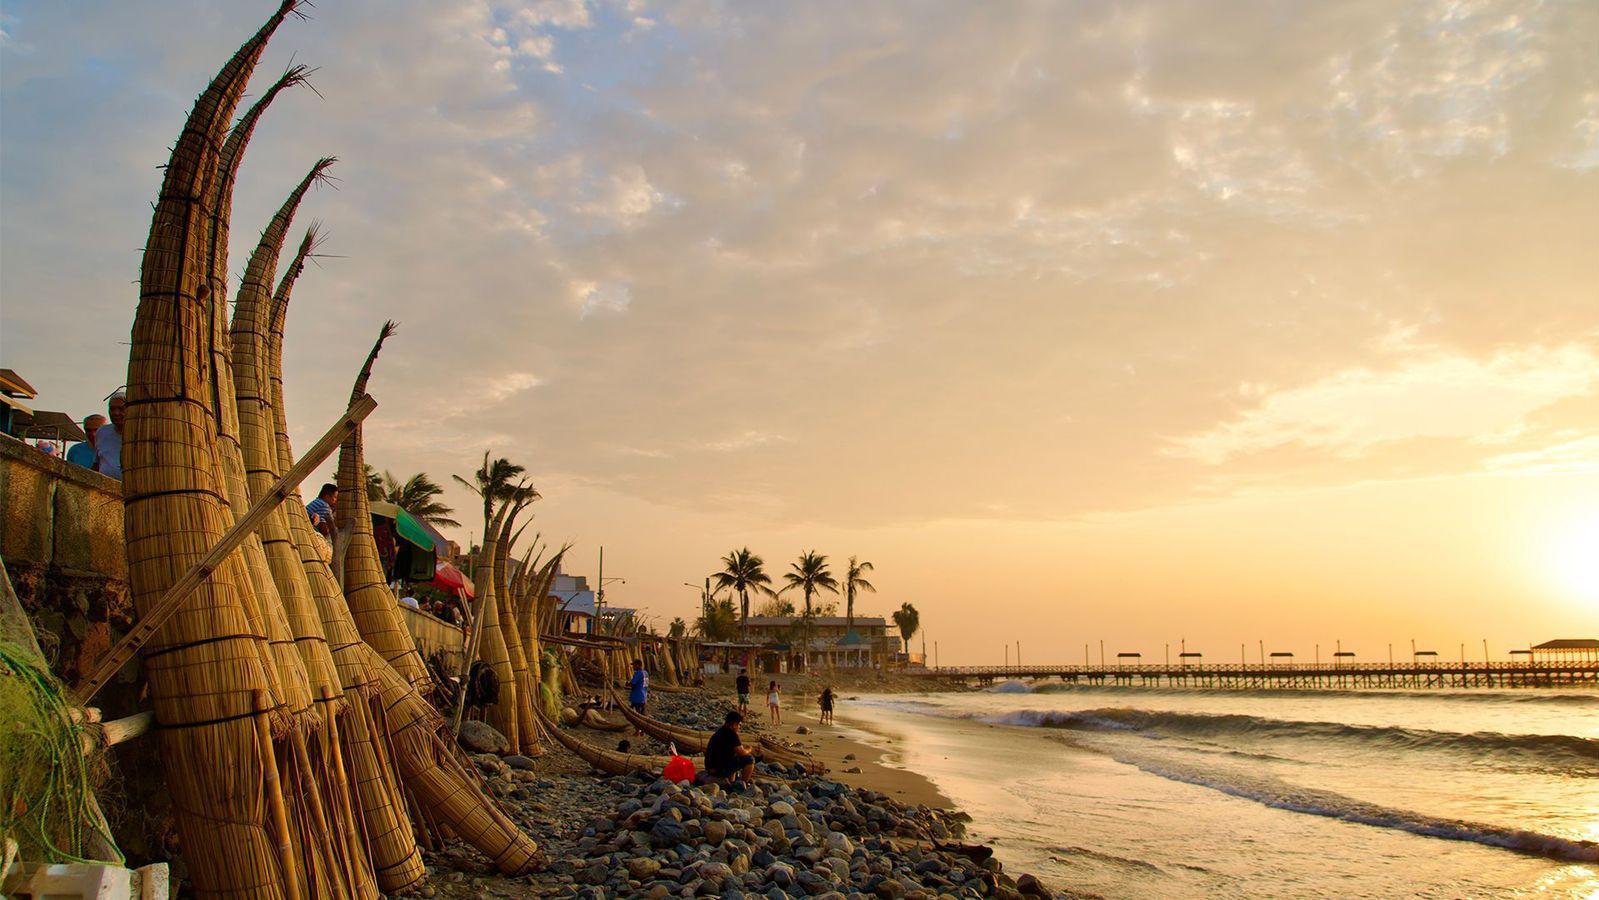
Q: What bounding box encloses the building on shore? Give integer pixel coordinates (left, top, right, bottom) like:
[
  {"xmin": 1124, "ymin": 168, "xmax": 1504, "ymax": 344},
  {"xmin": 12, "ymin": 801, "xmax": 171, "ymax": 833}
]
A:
[
  {"xmin": 736, "ymin": 615, "xmax": 902, "ymax": 671},
  {"xmin": 549, "ymin": 569, "xmax": 596, "ymax": 634}
]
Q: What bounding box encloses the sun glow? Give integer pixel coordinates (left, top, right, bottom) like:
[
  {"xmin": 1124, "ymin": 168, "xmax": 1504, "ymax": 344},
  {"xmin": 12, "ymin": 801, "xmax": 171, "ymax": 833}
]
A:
[{"xmin": 1545, "ymin": 512, "xmax": 1599, "ymax": 604}]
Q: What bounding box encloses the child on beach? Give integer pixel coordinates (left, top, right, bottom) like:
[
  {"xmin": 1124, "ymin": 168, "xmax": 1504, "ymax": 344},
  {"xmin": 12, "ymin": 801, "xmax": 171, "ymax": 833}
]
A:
[
  {"xmin": 766, "ymin": 680, "xmax": 782, "ymax": 724},
  {"xmin": 819, "ymin": 685, "xmax": 835, "ymax": 725}
]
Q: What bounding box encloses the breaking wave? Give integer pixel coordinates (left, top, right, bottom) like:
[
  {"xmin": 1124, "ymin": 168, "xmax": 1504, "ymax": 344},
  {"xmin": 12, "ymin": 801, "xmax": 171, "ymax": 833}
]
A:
[
  {"xmin": 984, "ymin": 707, "xmax": 1599, "ymax": 769},
  {"xmin": 1118, "ymin": 756, "xmax": 1599, "ymax": 863},
  {"xmin": 1021, "ymin": 682, "xmax": 1599, "ymax": 706}
]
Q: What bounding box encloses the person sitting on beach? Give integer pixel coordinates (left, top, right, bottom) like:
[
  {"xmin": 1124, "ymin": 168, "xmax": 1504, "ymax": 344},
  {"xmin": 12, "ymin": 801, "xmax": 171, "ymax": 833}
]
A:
[
  {"xmin": 819, "ymin": 685, "xmax": 835, "ymax": 725},
  {"xmin": 766, "ymin": 680, "xmax": 782, "ymax": 725},
  {"xmin": 306, "ymin": 483, "xmax": 338, "ymax": 537},
  {"xmin": 66, "ymin": 414, "xmax": 106, "ymax": 470},
  {"xmin": 735, "ymin": 668, "xmax": 751, "ymax": 714},
  {"xmin": 93, "ymin": 392, "xmax": 126, "ymax": 479},
  {"xmin": 704, "ymin": 710, "xmax": 759, "ymax": 784}
]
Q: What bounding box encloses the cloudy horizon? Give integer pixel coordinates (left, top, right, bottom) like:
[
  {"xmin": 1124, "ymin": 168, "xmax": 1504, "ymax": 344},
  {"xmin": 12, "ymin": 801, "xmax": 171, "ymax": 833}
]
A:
[{"xmin": 3, "ymin": 0, "xmax": 1597, "ymax": 662}]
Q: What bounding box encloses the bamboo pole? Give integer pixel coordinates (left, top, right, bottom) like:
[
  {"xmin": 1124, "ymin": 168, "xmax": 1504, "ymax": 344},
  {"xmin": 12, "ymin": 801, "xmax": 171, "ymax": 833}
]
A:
[
  {"xmin": 255, "ymin": 691, "xmax": 302, "ymax": 900},
  {"xmin": 78, "ymin": 395, "xmax": 376, "ymax": 703}
]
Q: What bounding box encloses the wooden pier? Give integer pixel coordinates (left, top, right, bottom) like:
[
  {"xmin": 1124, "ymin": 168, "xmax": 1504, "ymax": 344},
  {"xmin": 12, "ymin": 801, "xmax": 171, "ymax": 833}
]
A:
[{"xmin": 915, "ymin": 660, "xmax": 1599, "ymax": 689}]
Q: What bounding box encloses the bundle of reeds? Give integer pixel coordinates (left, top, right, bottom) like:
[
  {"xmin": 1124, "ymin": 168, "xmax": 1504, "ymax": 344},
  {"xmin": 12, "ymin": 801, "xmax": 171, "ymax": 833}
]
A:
[
  {"xmin": 333, "ymin": 326, "xmax": 430, "ymax": 691},
  {"xmin": 221, "ymin": 152, "xmax": 344, "ymax": 711},
  {"xmin": 205, "ymin": 65, "xmax": 328, "ymax": 723},
  {"xmin": 491, "ymin": 502, "xmax": 541, "ymax": 754},
  {"xmin": 226, "ymin": 173, "xmax": 387, "ymax": 899},
  {"xmin": 472, "ymin": 504, "xmax": 519, "ymax": 751},
  {"xmin": 520, "ymin": 549, "xmax": 567, "ymax": 716},
  {"xmin": 269, "ymin": 243, "xmax": 539, "ymax": 878},
  {"xmin": 264, "ymin": 237, "xmax": 426, "ymax": 895},
  {"xmin": 123, "ymin": 3, "xmax": 324, "ymax": 896}
]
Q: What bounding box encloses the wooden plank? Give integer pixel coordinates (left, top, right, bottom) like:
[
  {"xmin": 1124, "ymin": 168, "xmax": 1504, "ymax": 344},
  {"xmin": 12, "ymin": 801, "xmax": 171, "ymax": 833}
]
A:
[{"xmin": 73, "ymin": 394, "xmax": 378, "ymax": 703}]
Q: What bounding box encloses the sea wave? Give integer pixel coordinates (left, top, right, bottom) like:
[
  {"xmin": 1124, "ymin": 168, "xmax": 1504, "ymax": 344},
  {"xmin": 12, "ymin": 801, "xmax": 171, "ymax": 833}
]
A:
[
  {"xmin": 984, "ymin": 707, "xmax": 1599, "ymax": 768},
  {"xmin": 1021, "ymin": 682, "xmax": 1599, "ymax": 706},
  {"xmin": 1119, "ymin": 756, "xmax": 1599, "ymax": 863}
]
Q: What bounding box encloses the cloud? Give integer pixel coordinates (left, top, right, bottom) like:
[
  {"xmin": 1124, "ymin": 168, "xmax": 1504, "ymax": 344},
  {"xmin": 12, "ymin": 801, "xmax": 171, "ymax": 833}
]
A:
[
  {"xmin": 2, "ymin": 0, "xmax": 1598, "ymax": 532},
  {"xmin": 1169, "ymin": 343, "xmax": 1599, "ymax": 465},
  {"xmin": 703, "ymin": 431, "xmax": 789, "ymax": 453}
]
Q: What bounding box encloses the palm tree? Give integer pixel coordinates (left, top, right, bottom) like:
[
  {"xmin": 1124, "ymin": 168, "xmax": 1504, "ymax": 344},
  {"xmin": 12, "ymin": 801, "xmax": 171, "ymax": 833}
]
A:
[
  {"xmin": 892, "ymin": 603, "xmax": 920, "ymax": 664},
  {"xmin": 668, "ymin": 617, "xmax": 687, "ymax": 640},
  {"xmin": 695, "ymin": 598, "xmax": 739, "ymax": 641},
  {"xmin": 712, "ymin": 547, "xmax": 777, "ymax": 636},
  {"xmin": 843, "ymin": 556, "xmax": 876, "ymax": 637},
  {"xmin": 371, "ymin": 469, "xmax": 460, "ymax": 528},
  {"xmin": 364, "ymin": 463, "xmax": 384, "ymax": 501},
  {"xmin": 453, "ymin": 456, "xmax": 532, "ymax": 529},
  {"xmin": 781, "ymin": 550, "xmax": 839, "ymax": 671}
]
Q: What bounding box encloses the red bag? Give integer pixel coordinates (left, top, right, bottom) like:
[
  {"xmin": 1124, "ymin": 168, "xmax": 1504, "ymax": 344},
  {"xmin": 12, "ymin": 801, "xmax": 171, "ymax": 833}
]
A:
[{"xmin": 663, "ymin": 754, "xmax": 696, "ymax": 783}]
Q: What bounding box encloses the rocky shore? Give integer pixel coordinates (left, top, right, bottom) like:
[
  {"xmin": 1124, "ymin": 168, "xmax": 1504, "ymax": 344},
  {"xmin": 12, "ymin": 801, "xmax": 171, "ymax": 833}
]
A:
[{"xmin": 421, "ymin": 684, "xmax": 1069, "ymax": 899}]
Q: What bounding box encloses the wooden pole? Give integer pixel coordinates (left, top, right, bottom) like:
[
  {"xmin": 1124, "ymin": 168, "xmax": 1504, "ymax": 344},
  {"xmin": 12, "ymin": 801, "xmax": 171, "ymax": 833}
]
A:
[
  {"xmin": 255, "ymin": 690, "xmax": 302, "ymax": 900},
  {"xmin": 76, "ymin": 394, "xmax": 378, "ymax": 702}
]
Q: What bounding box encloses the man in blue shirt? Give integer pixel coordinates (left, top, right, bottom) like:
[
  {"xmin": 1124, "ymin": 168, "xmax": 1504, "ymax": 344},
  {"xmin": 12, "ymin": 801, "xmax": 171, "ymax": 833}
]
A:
[
  {"xmin": 93, "ymin": 393, "xmax": 126, "ymax": 479},
  {"xmin": 65, "ymin": 414, "xmax": 106, "ymax": 470},
  {"xmin": 627, "ymin": 658, "xmax": 649, "ymax": 715},
  {"xmin": 306, "ymin": 483, "xmax": 338, "ymax": 537}
]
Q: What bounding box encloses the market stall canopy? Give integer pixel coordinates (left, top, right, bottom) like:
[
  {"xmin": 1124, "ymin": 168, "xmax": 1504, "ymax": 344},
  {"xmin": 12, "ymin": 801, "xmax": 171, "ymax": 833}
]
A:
[
  {"xmin": 429, "ymin": 559, "xmax": 475, "ymax": 599},
  {"xmin": 370, "ymin": 500, "xmax": 437, "ymax": 551},
  {"xmin": 0, "ymin": 369, "xmax": 38, "ymax": 398},
  {"xmin": 17, "ymin": 410, "xmax": 88, "ymax": 443}
]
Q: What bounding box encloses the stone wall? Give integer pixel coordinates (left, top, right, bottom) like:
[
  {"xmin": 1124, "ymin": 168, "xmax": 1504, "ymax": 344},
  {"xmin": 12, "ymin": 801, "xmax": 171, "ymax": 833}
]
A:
[{"xmin": 0, "ymin": 434, "xmax": 172, "ymax": 864}]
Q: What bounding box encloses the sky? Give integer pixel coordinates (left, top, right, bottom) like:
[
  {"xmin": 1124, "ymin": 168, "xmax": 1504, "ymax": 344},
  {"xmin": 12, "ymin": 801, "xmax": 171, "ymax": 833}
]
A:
[{"xmin": 3, "ymin": 0, "xmax": 1597, "ymax": 664}]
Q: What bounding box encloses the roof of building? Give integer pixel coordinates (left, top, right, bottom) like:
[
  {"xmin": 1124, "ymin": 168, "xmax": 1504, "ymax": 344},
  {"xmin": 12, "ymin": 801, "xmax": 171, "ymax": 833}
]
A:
[
  {"xmin": 1531, "ymin": 638, "xmax": 1599, "ymax": 650},
  {"xmin": 552, "ymin": 589, "xmax": 595, "ymax": 617},
  {"xmin": 744, "ymin": 616, "xmax": 888, "ymax": 628}
]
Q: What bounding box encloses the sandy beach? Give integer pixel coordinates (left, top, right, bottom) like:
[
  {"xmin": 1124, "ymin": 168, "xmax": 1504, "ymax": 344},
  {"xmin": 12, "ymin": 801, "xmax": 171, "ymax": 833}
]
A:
[{"xmin": 745, "ymin": 693, "xmax": 953, "ymax": 809}]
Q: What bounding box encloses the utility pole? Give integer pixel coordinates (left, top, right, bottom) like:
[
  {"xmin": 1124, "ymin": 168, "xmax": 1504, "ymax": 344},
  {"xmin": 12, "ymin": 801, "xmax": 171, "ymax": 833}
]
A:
[
  {"xmin": 1483, "ymin": 639, "xmax": 1489, "ymax": 664},
  {"xmin": 934, "ymin": 641, "xmax": 939, "ymax": 670},
  {"xmin": 1259, "ymin": 639, "xmax": 1264, "ymax": 666},
  {"xmin": 1016, "ymin": 641, "xmax": 1021, "ymax": 670},
  {"xmin": 1083, "ymin": 643, "xmax": 1089, "ymax": 666},
  {"xmin": 1315, "ymin": 643, "xmax": 1319, "ymax": 666},
  {"xmin": 1099, "ymin": 639, "xmax": 1105, "ymax": 667},
  {"xmin": 596, "ymin": 545, "xmax": 605, "ymax": 631},
  {"xmin": 1164, "ymin": 642, "xmax": 1169, "ymax": 667},
  {"xmin": 1005, "ymin": 644, "xmax": 1009, "ymax": 668}
]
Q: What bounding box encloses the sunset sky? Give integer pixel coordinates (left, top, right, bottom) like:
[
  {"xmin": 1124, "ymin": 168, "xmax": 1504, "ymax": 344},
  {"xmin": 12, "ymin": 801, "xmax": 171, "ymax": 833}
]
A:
[{"xmin": 3, "ymin": 0, "xmax": 1597, "ymax": 663}]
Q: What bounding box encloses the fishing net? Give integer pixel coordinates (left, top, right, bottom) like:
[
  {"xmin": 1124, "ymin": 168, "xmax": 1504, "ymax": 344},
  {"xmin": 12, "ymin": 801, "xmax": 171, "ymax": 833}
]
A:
[{"xmin": 0, "ymin": 639, "xmax": 121, "ymax": 865}]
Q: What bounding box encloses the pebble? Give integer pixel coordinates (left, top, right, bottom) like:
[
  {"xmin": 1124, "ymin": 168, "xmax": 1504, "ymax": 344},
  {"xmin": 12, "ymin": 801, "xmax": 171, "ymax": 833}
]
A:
[{"xmin": 421, "ymin": 685, "xmax": 1046, "ymax": 899}]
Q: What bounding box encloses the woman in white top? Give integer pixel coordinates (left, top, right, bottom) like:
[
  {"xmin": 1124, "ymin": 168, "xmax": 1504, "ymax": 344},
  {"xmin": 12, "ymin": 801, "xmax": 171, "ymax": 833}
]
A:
[{"xmin": 766, "ymin": 681, "xmax": 781, "ymax": 725}]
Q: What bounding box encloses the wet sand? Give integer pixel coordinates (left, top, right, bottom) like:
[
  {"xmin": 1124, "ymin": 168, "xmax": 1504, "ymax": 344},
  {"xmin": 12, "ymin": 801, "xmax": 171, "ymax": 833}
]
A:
[{"xmin": 749, "ymin": 694, "xmax": 951, "ymax": 809}]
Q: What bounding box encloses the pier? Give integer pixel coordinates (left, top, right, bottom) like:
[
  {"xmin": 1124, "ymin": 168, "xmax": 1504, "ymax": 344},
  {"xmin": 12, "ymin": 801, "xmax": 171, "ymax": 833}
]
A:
[{"xmin": 914, "ymin": 660, "xmax": 1599, "ymax": 689}]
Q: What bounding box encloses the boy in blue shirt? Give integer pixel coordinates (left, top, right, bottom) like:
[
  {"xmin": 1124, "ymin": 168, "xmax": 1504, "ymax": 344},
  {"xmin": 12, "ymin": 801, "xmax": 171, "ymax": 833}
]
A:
[{"xmin": 628, "ymin": 659, "xmax": 649, "ymax": 713}]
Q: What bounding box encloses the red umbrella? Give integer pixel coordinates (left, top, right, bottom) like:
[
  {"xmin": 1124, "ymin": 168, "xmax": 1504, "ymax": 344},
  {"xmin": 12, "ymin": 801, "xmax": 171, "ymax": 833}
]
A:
[{"xmin": 429, "ymin": 560, "xmax": 474, "ymax": 599}]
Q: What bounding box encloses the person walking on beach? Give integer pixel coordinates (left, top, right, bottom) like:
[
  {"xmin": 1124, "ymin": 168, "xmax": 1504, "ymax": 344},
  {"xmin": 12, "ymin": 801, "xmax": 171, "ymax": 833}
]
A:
[
  {"xmin": 819, "ymin": 685, "xmax": 835, "ymax": 725},
  {"xmin": 628, "ymin": 658, "xmax": 650, "ymax": 735},
  {"xmin": 766, "ymin": 680, "xmax": 782, "ymax": 725},
  {"xmin": 66, "ymin": 414, "xmax": 106, "ymax": 470},
  {"xmin": 735, "ymin": 668, "xmax": 751, "ymax": 714}
]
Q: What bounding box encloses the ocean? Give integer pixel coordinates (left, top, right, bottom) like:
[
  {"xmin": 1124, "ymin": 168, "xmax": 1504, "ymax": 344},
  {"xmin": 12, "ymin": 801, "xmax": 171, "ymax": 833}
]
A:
[{"xmin": 835, "ymin": 683, "xmax": 1599, "ymax": 898}]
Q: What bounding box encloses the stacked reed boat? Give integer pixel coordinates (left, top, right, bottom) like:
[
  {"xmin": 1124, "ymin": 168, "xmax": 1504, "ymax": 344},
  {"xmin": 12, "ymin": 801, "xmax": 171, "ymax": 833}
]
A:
[{"xmin": 120, "ymin": 4, "xmax": 538, "ymax": 895}]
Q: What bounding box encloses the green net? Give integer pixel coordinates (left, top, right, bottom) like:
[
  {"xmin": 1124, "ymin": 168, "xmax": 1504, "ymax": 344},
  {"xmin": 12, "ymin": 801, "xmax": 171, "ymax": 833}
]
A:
[{"xmin": 0, "ymin": 639, "xmax": 122, "ymax": 866}]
